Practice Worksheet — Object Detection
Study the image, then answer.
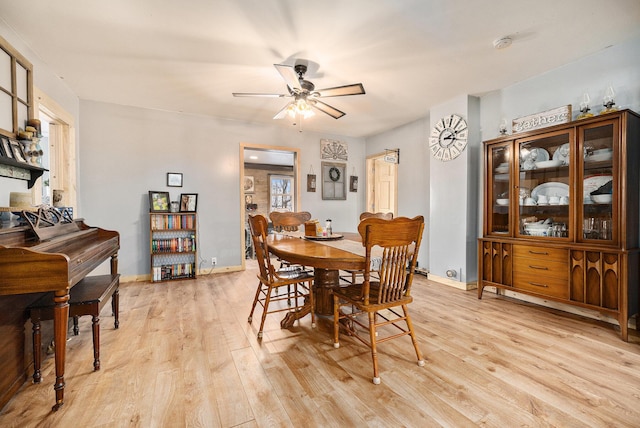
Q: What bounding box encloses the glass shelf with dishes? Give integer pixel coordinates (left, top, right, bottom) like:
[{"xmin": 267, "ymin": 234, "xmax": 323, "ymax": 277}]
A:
[
  {"xmin": 579, "ymin": 120, "xmax": 615, "ymax": 242},
  {"xmin": 515, "ymin": 130, "xmax": 572, "ymax": 239},
  {"xmin": 488, "ymin": 142, "xmax": 512, "ymax": 235}
]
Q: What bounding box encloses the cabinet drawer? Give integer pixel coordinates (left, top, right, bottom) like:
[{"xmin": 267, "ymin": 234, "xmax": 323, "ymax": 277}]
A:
[
  {"xmin": 513, "ymin": 257, "xmax": 567, "ymax": 280},
  {"xmin": 513, "ymin": 272, "xmax": 569, "ymax": 299},
  {"xmin": 513, "ymin": 245, "xmax": 567, "ymax": 262}
]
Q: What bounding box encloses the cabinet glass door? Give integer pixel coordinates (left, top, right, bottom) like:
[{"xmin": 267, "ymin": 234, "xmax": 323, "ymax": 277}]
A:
[
  {"xmin": 579, "ymin": 120, "xmax": 617, "ymax": 244},
  {"xmin": 515, "ymin": 130, "xmax": 572, "ymax": 239},
  {"xmin": 487, "ymin": 143, "xmax": 511, "ymax": 235}
]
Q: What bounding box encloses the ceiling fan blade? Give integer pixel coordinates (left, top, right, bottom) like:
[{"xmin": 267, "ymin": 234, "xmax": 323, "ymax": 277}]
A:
[
  {"xmin": 310, "ymin": 99, "xmax": 345, "ymax": 119},
  {"xmin": 315, "ymin": 83, "xmax": 365, "ymax": 97},
  {"xmin": 273, "ymin": 102, "xmax": 293, "ymax": 120},
  {"xmin": 274, "ymin": 64, "xmax": 301, "ymax": 92},
  {"xmin": 232, "ymin": 92, "xmax": 286, "ymax": 98}
]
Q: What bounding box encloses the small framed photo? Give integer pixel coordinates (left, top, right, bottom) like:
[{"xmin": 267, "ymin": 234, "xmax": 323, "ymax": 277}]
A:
[
  {"xmin": 350, "ymin": 176, "xmax": 358, "ymax": 192},
  {"xmin": 0, "ymin": 137, "xmax": 13, "ymax": 159},
  {"xmin": 10, "ymin": 140, "xmax": 27, "ymax": 163},
  {"xmin": 244, "ymin": 175, "xmax": 255, "ymax": 193},
  {"xmin": 180, "ymin": 193, "xmax": 198, "ymax": 212},
  {"xmin": 307, "ymin": 174, "xmax": 316, "ymax": 192},
  {"xmin": 148, "ymin": 191, "xmax": 170, "ymax": 212},
  {"xmin": 167, "ymin": 172, "xmax": 183, "ymax": 187}
]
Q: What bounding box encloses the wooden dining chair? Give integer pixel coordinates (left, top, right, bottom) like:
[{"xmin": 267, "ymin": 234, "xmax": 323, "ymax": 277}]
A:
[
  {"xmin": 340, "ymin": 212, "xmax": 394, "ymax": 285},
  {"xmin": 359, "ymin": 211, "xmax": 393, "ymax": 221},
  {"xmin": 269, "ymin": 211, "xmax": 312, "ymax": 232},
  {"xmin": 269, "ymin": 211, "xmax": 313, "ymax": 301},
  {"xmin": 332, "ymin": 215, "xmax": 425, "ymax": 384},
  {"xmin": 247, "ymin": 214, "xmax": 315, "ymax": 339}
]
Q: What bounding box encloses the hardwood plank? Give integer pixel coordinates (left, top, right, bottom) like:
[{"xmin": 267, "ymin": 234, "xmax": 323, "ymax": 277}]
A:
[{"xmin": 1, "ymin": 262, "xmax": 639, "ymax": 427}]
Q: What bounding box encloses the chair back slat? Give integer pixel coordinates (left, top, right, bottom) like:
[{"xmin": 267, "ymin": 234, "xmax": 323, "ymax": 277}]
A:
[
  {"xmin": 248, "ymin": 214, "xmax": 275, "ymax": 281},
  {"xmin": 358, "ymin": 216, "xmax": 424, "ymax": 305},
  {"xmin": 270, "ymin": 211, "xmax": 312, "ymax": 232}
]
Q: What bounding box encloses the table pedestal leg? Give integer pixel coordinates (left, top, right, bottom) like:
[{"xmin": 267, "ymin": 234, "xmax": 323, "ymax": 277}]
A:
[
  {"xmin": 280, "ymin": 268, "xmax": 339, "ymax": 328},
  {"xmin": 313, "ymin": 268, "xmax": 339, "ymax": 316}
]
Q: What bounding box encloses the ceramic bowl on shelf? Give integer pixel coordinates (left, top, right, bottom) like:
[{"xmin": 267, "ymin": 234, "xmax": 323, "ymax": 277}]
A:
[
  {"xmin": 496, "ymin": 198, "xmax": 509, "ymax": 206},
  {"xmin": 590, "ymin": 194, "xmax": 612, "ymax": 204},
  {"xmin": 535, "ymin": 159, "xmax": 562, "ymax": 169}
]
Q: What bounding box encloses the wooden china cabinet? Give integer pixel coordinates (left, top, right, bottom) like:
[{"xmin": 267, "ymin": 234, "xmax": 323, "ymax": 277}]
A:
[{"xmin": 478, "ymin": 109, "xmax": 640, "ymax": 340}]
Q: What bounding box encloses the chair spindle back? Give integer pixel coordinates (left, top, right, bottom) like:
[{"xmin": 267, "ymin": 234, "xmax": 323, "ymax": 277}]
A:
[{"xmin": 357, "ymin": 216, "xmax": 424, "ymax": 305}]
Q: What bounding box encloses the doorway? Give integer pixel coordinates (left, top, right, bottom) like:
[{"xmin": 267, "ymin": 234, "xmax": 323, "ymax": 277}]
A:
[
  {"xmin": 240, "ymin": 143, "xmax": 301, "ymax": 268},
  {"xmin": 366, "ymin": 152, "xmax": 398, "ymax": 217}
]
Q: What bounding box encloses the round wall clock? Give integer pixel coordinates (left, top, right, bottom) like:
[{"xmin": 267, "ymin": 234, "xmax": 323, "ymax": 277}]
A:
[{"xmin": 429, "ymin": 114, "xmax": 468, "ymax": 161}]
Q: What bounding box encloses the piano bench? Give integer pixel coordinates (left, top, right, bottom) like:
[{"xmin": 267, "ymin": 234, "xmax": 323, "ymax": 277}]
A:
[{"xmin": 28, "ymin": 274, "xmax": 120, "ymax": 384}]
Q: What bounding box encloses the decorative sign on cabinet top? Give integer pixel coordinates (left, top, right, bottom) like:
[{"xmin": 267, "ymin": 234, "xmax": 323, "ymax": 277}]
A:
[{"xmin": 512, "ymin": 105, "xmax": 571, "ymax": 134}]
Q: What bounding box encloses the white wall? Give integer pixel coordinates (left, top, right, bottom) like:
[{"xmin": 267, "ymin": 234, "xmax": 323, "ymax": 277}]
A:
[{"xmin": 79, "ymin": 101, "xmax": 366, "ymax": 277}]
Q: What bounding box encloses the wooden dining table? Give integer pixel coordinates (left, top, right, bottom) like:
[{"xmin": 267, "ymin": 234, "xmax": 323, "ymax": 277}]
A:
[{"xmin": 267, "ymin": 232, "xmax": 366, "ymax": 326}]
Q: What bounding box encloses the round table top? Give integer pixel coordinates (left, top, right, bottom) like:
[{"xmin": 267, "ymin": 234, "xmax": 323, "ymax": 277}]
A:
[{"xmin": 267, "ymin": 233, "xmax": 366, "ymax": 271}]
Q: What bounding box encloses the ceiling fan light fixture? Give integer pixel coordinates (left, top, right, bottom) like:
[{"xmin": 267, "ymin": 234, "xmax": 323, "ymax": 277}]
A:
[{"xmin": 287, "ymin": 97, "xmax": 315, "ymax": 119}]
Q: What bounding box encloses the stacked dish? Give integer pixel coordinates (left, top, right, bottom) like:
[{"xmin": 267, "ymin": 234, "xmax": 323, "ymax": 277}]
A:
[
  {"xmin": 494, "ymin": 162, "xmax": 509, "ymax": 174},
  {"xmin": 535, "ymin": 159, "xmax": 562, "ymax": 169},
  {"xmin": 524, "ymin": 220, "xmax": 551, "ymax": 236},
  {"xmin": 587, "ymin": 148, "xmax": 613, "ymax": 162}
]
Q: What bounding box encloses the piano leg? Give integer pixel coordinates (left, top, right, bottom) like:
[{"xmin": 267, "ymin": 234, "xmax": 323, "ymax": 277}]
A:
[
  {"xmin": 52, "ymin": 289, "xmax": 70, "ymax": 412},
  {"xmin": 111, "ymin": 254, "xmax": 118, "ymax": 276}
]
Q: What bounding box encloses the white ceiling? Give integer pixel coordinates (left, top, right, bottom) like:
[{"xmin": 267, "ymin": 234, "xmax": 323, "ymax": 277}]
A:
[{"xmin": 1, "ymin": 0, "xmax": 639, "ymax": 138}]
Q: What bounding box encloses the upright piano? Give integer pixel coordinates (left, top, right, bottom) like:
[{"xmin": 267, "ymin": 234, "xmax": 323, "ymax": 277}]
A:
[{"xmin": 0, "ymin": 209, "xmax": 119, "ymax": 411}]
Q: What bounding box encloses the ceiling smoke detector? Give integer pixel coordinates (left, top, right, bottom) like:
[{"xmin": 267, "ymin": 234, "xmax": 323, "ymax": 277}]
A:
[{"xmin": 493, "ymin": 36, "xmax": 512, "ymax": 50}]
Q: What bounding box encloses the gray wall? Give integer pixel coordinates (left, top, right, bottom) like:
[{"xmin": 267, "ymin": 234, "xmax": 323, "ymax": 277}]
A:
[
  {"xmin": 78, "ymin": 101, "xmax": 366, "ymax": 277},
  {"xmin": 364, "ymin": 35, "xmax": 640, "ymax": 283}
]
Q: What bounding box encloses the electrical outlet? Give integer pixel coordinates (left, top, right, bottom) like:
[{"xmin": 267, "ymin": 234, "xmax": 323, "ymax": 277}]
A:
[{"xmin": 211, "ymin": 257, "xmax": 217, "ymax": 265}]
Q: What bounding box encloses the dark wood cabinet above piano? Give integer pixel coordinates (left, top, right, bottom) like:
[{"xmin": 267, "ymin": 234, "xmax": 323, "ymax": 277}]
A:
[{"xmin": 0, "ymin": 156, "xmax": 47, "ymax": 189}]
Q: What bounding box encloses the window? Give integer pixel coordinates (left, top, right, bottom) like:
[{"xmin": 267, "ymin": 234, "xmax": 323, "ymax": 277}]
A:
[
  {"xmin": 269, "ymin": 175, "xmax": 294, "ymax": 212},
  {"xmin": 0, "ymin": 35, "xmax": 33, "ymax": 138}
]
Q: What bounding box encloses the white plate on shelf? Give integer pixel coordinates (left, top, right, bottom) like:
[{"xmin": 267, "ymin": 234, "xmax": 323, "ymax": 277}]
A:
[
  {"xmin": 586, "ymin": 152, "xmax": 613, "ymax": 162},
  {"xmin": 531, "ymin": 182, "xmax": 570, "ymax": 199},
  {"xmin": 583, "ymin": 174, "xmax": 612, "ymax": 204},
  {"xmin": 531, "ymin": 147, "xmax": 550, "ymax": 161}
]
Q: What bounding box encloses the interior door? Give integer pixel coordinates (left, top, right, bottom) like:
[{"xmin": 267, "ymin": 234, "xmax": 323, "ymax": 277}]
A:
[{"xmin": 366, "ymin": 153, "xmax": 397, "ymax": 216}]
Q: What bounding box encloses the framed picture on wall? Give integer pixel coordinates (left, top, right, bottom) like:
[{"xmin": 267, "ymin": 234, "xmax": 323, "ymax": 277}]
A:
[
  {"xmin": 321, "ymin": 162, "xmax": 346, "ymax": 200},
  {"xmin": 10, "ymin": 140, "xmax": 28, "ymax": 163},
  {"xmin": 244, "ymin": 176, "xmax": 255, "ymax": 193},
  {"xmin": 167, "ymin": 172, "xmax": 183, "ymax": 187},
  {"xmin": 148, "ymin": 191, "xmax": 170, "ymax": 212},
  {"xmin": 349, "ymin": 176, "xmax": 358, "ymax": 192},
  {"xmin": 0, "ymin": 137, "xmax": 13, "ymax": 159},
  {"xmin": 307, "ymin": 174, "xmax": 316, "ymax": 192},
  {"xmin": 180, "ymin": 193, "xmax": 198, "ymax": 212}
]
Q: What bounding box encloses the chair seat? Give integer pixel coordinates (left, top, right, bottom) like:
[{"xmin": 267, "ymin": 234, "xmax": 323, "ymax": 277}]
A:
[
  {"xmin": 275, "ymin": 266, "xmax": 313, "ymax": 281},
  {"xmin": 333, "ymin": 282, "xmax": 413, "ymax": 311}
]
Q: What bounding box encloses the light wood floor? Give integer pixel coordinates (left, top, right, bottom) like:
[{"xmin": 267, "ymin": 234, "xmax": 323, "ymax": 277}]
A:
[{"xmin": 2, "ymin": 261, "xmax": 640, "ymax": 427}]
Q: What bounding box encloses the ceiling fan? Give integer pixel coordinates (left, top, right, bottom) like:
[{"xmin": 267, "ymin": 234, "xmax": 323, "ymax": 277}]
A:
[{"xmin": 232, "ymin": 62, "xmax": 365, "ymax": 120}]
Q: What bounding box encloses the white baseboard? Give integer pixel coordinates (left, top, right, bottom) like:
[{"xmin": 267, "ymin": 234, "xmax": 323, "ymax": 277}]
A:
[{"xmin": 428, "ymin": 273, "xmax": 477, "ymax": 291}]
